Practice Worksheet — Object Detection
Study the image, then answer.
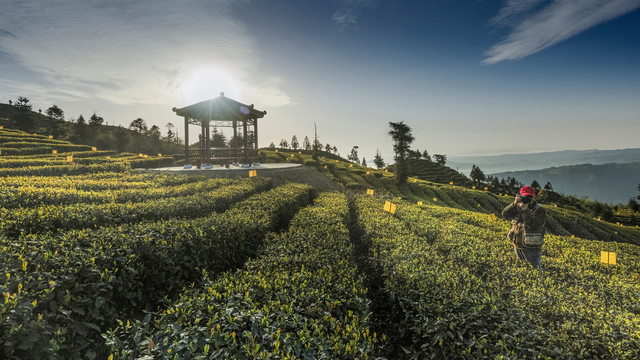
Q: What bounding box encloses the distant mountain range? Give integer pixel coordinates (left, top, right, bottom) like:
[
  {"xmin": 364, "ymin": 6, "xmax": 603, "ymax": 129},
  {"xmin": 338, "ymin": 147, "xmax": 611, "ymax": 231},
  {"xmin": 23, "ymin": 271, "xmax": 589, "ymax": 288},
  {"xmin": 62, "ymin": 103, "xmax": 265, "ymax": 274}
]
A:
[
  {"xmin": 448, "ymin": 148, "xmax": 640, "ymax": 174},
  {"xmin": 448, "ymin": 149, "xmax": 640, "ymax": 204},
  {"xmin": 492, "ymin": 162, "xmax": 640, "ymax": 205}
]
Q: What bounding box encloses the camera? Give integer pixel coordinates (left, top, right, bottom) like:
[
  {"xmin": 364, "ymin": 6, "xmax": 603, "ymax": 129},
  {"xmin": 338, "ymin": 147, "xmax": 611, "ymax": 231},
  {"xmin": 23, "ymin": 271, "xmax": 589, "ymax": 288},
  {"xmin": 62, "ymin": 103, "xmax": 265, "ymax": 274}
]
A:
[{"xmin": 520, "ymin": 195, "xmax": 532, "ymax": 204}]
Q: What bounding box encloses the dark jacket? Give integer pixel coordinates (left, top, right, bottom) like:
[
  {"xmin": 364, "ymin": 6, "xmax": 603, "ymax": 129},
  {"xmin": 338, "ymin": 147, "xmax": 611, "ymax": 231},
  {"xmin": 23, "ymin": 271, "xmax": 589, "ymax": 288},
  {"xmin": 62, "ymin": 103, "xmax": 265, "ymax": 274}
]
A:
[{"xmin": 502, "ymin": 200, "xmax": 546, "ymax": 250}]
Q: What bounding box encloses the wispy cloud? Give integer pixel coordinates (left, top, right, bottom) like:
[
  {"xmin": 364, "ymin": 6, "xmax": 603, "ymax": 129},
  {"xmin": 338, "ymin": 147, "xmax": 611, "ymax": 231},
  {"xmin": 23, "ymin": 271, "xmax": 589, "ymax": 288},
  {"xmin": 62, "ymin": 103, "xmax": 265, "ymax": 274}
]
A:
[
  {"xmin": 332, "ymin": 0, "xmax": 377, "ymax": 31},
  {"xmin": 0, "ymin": 0, "xmax": 290, "ymax": 107},
  {"xmin": 484, "ymin": 0, "xmax": 640, "ymax": 64}
]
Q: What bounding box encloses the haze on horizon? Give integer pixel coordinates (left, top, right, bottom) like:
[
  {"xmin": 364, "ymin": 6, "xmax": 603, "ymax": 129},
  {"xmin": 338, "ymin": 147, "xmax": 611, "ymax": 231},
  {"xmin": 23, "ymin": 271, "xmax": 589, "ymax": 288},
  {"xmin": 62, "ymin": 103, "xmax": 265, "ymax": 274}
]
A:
[{"xmin": 1, "ymin": 0, "xmax": 639, "ymax": 162}]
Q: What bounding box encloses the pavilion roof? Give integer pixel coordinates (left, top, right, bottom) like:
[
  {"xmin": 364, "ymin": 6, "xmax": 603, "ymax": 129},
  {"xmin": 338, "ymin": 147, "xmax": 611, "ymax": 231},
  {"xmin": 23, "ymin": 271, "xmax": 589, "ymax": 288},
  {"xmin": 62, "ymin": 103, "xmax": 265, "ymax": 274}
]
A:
[{"xmin": 172, "ymin": 93, "xmax": 266, "ymax": 121}]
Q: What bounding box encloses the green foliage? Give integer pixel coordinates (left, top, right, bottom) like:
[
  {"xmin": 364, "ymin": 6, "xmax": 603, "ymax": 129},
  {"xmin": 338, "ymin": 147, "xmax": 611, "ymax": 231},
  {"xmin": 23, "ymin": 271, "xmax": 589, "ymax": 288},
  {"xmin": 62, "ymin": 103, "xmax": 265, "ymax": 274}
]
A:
[
  {"xmin": 106, "ymin": 192, "xmax": 382, "ymax": 359},
  {"xmin": 355, "ymin": 195, "xmax": 640, "ymax": 359},
  {"xmin": 1, "ymin": 182, "xmax": 314, "ymax": 359}
]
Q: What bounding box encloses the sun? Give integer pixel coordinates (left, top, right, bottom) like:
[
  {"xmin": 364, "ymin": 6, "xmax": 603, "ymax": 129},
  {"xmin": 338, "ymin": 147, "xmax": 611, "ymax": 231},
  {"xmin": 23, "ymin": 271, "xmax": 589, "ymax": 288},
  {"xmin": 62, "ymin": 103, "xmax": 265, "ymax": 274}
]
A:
[{"xmin": 180, "ymin": 67, "xmax": 239, "ymax": 103}]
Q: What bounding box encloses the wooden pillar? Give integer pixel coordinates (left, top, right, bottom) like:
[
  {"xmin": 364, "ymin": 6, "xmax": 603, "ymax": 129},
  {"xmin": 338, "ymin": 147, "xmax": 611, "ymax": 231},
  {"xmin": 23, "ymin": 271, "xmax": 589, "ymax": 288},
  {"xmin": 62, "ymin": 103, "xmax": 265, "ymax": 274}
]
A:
[
  {"xmin": 184, "ymin": 117, "xmax": 189, "ymax": 164},
  {"xmin": 242, "ymin": 119, "xmax": 248, "ymax": 163},
  {"xmin": 205, "ymin": 121, "xmax": 210, "ymax": 162},
  {"xmin": 233, "ymin": 120, "xmax": 238, "ymax": 158},
  {"xmin": 253, "ymin": 118, "xmax": 258, "ymax": 149}
]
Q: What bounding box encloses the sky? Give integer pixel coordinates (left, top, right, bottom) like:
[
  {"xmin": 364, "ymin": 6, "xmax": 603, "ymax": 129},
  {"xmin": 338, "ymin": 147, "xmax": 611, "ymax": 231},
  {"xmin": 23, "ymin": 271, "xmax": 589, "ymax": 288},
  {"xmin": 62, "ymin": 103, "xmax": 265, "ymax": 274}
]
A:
[{"xmin": 1, "ymin": 0, "xmax": 639, "ymax": 164}]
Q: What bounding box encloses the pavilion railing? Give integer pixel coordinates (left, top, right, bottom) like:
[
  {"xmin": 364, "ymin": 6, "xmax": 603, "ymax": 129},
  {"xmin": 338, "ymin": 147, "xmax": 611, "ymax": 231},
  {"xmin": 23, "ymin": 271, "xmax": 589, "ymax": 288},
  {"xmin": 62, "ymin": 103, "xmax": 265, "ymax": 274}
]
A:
[{"xmin": 185, "ymin": 147, "xmax": 259, "ymax": 166}]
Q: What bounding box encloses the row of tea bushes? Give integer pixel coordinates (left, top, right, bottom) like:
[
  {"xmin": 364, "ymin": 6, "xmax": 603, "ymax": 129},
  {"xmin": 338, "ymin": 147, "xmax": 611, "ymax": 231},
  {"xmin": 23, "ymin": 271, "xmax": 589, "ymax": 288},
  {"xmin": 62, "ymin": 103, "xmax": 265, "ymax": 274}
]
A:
[
  {"xmin": 105, "ymin": 192, "xmax": 383, "ymax": 359},
  {"xmin": 1, "ymin": 183, "xmax": 316, "ymax": 360},
  {"xmin": 0, "ymin": 178, "xmax": 272, "ymax": 236},
  {"xmin": 0, "ymin": 171, "xmax": 207, "ymax": 191},
  {"xmin": 0, "ymin": 177, "xmax": 236, "ymax": 208},
  {"xmin": 0, "ymin": 161, "xmax": 133, "ymax": 177},
  {"xmin": 355, "ymin": 195, "xmax": 640, "ymax": 359}
]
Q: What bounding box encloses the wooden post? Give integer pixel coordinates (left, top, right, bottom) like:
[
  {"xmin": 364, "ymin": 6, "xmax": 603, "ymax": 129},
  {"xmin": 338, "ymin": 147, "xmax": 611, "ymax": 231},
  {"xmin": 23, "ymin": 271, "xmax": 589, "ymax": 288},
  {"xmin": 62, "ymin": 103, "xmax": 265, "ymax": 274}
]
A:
[
  {"xmin": 242, "ymin": 119, "xmax": 248, "ymax": 163},
  {"xmin": 233, "ymin": 119, "xmax": 238, "ymax": 159},
  {"xmin": 253, "ymin": 118, "xmax": 258, "ymax": 149},
  {"xmin": 204, "ymin": 120, "xmax": 210, "ymax": 162},
  {"xmin": 184, "ymin": 117, "xmax": 190, "ymax": 164}
]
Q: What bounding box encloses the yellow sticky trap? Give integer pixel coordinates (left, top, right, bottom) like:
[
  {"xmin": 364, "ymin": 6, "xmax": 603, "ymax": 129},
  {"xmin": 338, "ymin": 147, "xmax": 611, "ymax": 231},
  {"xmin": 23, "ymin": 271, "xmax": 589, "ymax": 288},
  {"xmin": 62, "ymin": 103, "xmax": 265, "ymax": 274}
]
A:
[
  {"xmin": 366, "ymin": 189, "xmax": 374, "ymax": 195},
  {"xmin": 366, "ymin": 171, "xmax": 370, "ymax": 175},
  {"xmin": 384, "ymin": 201, "xmax": 396, "ymax": 214},
  {"xmin": 52, "ymin": 150, "xmax": 57, "ymax": 154},
  {"xmin": 433, "ymin": 198, "xmax": 438, "ymax": 202},
  {"xmin": 472, "ymin": 186, "xmax": 476, "ymax": 189},
  {"xmin": 138, "ymin": 153, "xmax": 144, "ymax": 157},
  {"xmin": 106, "ymin": 156, "xmax": 111, "ymax": 160},
  {"xmin": 275, "ymin": 149, "xmax": 278, "ymax": 152},
  {"xmin": 350, "ymin": 164, "xmax": 353, "ymax": 167},
  {"xmin": 0, "ymin": 126, "xmax": 3, "ymax": 129},
  {"xmin": 298, "ymin": 151, "xmax": 301, "ymax": 154},
  {"xmin": 484, "ymin": 187, "xmax": 488, "ymax": 191},
  {"xmin": 449, "ymin": 182, "xmax": 453, "ymax": 185},
  {"xmin": 158, "ymin": 153, "xmax": 162, "ymax": 157},
  {"xmin": 66, "ymin": 155, "xmax": 73, "ymax": 162},
  {"xmin": 601, "ymin": 251, "xmax": 617, "ymax": 265},
  {"xmin": 48, "ymin": 135, "xmax": 53, "ymax": 139},
  {"xmin": 249, "ymin": 170, "xmax": 257, "ymax": 177},
  {"xmin": 324, "ymin": 165, "xmax": 327, "ymax": 169},
  {"xmin": 417, "ymin": 201, "xmax": 423, "ymax": 205},
  {"xmin": 92, "ymin": 147, "xmax": 97, "ymax": 151}
]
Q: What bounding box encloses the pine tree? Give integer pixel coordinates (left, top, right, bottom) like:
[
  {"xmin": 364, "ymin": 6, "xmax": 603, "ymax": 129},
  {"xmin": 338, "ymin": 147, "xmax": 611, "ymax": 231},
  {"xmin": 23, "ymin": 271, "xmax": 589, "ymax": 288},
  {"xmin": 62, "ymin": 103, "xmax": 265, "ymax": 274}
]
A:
[
  {"xmin": 373, "ymin": 148, "xmax": 385, "ymax": 169},
  {"xmin": 388, "ymin": 121, "xmax": 414, "ymax": 184}
]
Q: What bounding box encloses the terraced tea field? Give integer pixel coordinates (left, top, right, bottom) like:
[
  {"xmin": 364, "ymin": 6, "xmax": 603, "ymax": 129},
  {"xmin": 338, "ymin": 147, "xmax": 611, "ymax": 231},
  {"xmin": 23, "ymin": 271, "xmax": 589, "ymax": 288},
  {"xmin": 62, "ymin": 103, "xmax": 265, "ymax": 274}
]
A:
[{"xmin": 2, "ymin": 129, "xmax": 639, "ymax": 359}]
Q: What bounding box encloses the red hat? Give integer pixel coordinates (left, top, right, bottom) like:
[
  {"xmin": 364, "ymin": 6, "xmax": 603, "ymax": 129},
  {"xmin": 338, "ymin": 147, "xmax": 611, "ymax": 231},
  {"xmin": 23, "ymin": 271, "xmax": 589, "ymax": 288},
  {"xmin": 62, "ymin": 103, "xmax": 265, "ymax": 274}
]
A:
[{"xmin": 520, "ymin": 186, "xmax": 536, "ymax": 197}]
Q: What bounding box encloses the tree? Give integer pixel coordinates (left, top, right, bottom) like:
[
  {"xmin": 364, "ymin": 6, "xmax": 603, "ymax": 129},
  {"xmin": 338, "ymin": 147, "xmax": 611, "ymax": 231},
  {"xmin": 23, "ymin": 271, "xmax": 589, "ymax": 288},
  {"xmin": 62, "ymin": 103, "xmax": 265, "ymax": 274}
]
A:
[
  {"xmin": 45, "ymin": 105, "xmax": 64, "ymax": 121},
  {"xmin": 361, "ymin": 157, "xmax": 367, "ymax": 167},
  {"xmin": 76, "ymin": 114, "xmax": 86, "ymax": 125},
  {"xmin": 13, "ymin": 96, "xmax": 32, "ymax": 111},
  {"xmin": 325, "ymin": 143, "xmax": 332, "ymax": 153},
  {"xmin": 165, "ymin": 123, "xmax": 176, "ymax": 143},
  {"xmin": 628, "ymin": 198, "xmax": 639, "ymax": 212},
  {"xmin": 531, "ymin": 180, "xmax": 541, "ymax": 190},
  {"xmin": 148, "ymin": 125, "xmax": 162, "ymax": 153},
  {"xmin": 433, "ymin": 154, "xmax": 446, "ymax": 166},
  {"xmin": 46, "ymin": 105, "xmax": 65, "ymax": 138},
  {"xmin": 348, "ymin": 147, "xmax": 359, "ymax": 163},
  {"xmin": 269, "ymin": 142, "xmax": 276, "ymax": 149},
  {"xmin": 291, "ymin": 135, "xmax": 299, "ymax": 150},
  {"xmin": 469, "ymin": 164, "xmax": 486, "ymax": 184},
  {"xmin": 388, "ymin": 121, "xmax": 414, "ymax": 184},
  {"xmin": 303, "ymin": 136, "xmax": 311, "ymax": 151},
  {"xmin": 13, "ymin": 96, "xmax": 34, "ymax": 131},
  {"xmin": 279, "ymin": 139, "xmax": 289, "ymax": 149},
  {"xmin": 210, "ymin": 127, "xmax": 227, "ymax": 147},
  {"xmin": 129, "ymin": 118, "xmax": 147, "ymax": 133},
  {"xmin": 89, "ymin": 112, "xmax": 104, "ymax": 126},
  {"xmin": 373, "ymin": 148, "xmax": 385, "ymax": 169},
  {"xmin": 544, "ymin": 182, "xmax": 554, "ymax": 191},
  {"xmin": 422, "ymin": 150, "xmax": 431, "ymax": 161},
  {"xmin": 408, "ymin": 149, "xmax": 421, "ymax": 160},
  {"xmin": 332, "ymin": 145, "xmax": 338, "ymax": 155}
]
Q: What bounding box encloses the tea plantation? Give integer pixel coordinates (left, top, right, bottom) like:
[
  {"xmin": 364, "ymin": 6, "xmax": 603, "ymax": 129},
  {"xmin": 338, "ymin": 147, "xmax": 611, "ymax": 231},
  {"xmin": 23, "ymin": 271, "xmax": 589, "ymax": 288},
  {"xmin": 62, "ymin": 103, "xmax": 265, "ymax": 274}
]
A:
[{"xmin": 1, "ymin": 129, "xmax": 639, "ymax": 359}]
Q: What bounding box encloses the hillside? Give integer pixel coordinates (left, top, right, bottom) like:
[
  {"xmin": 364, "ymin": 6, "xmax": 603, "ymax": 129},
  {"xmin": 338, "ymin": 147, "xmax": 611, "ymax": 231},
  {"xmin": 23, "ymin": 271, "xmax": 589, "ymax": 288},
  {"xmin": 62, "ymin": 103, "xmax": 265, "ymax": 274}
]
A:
[
  {"xmin": 493, "ymin": 162, "xmax": 640, "ymax": 204},
  {"xmin": 0, "ymin": 102, "xmax": 182, "ymax": 156},
  {"xmin": 390, "ymin": 158, "xmax": 473, "ymax": 186},
  {"xmin": 2, "ymin": 134, "xmax": 640, "ymax": 359}
]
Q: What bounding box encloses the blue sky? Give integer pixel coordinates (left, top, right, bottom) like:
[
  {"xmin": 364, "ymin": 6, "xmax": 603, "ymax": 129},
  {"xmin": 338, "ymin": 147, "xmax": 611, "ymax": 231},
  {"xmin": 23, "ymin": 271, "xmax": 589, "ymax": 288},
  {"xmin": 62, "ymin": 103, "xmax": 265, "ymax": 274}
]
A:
[{"xmin": 1, "ymin": 0, "xmax": 639, "ymax": 163}]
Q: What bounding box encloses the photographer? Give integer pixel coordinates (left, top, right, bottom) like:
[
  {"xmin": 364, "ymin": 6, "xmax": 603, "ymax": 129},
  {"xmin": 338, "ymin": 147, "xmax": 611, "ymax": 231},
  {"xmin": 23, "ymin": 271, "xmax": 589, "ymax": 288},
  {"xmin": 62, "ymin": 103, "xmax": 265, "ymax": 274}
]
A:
[{"xmin": 502, "ymin": 186, "xmax": 546, "ymax": 269}]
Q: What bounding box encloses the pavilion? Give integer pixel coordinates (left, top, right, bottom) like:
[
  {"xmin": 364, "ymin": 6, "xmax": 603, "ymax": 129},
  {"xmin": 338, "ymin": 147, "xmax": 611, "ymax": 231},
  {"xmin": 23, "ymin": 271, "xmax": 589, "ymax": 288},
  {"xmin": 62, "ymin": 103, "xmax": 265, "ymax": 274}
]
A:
[{"xmin": 172, "ymin": 92, "xmax": 266, "ymax": 167}]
